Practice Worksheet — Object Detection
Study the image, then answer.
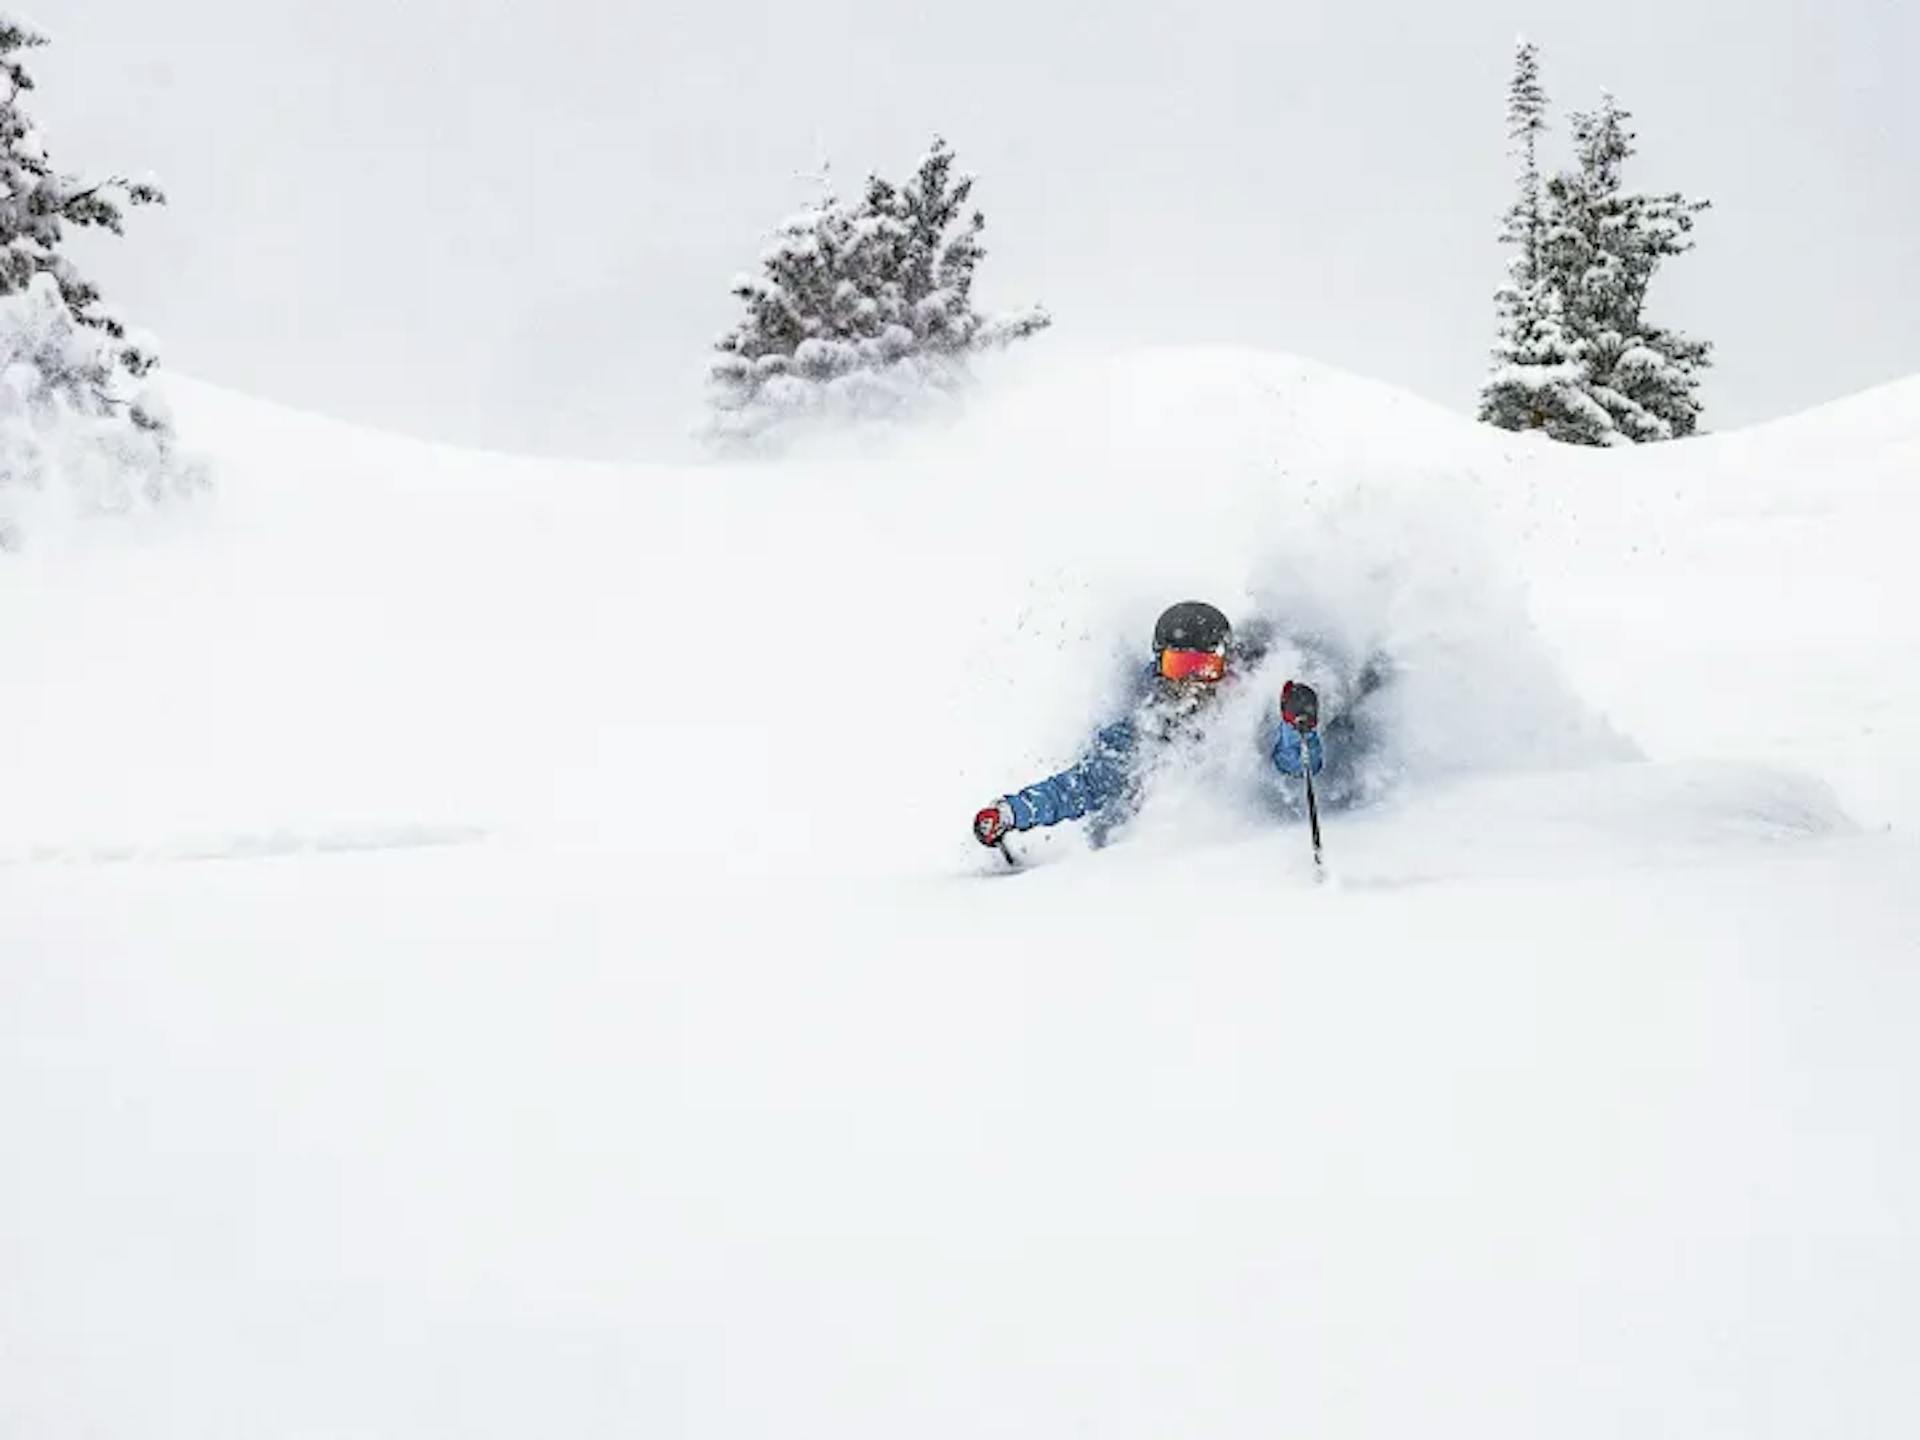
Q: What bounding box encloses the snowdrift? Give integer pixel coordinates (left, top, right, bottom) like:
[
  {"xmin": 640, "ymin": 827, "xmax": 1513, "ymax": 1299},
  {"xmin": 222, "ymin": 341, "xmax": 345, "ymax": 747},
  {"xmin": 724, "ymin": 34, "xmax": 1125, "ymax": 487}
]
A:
[
  {"xmin": 9, "ymin": 344, "xmax": 1884, "ymax": 871},
  {"xmin": 2, "ymin": 349, "xmax": 1917, "ymax": 1440}
]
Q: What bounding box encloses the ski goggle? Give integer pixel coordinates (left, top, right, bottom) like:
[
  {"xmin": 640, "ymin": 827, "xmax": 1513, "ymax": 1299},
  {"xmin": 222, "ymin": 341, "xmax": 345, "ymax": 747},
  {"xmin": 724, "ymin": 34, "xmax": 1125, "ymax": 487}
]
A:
[{"xmin": 1158, "ymin": 647, "xmax": 1227, "ymax": 683}]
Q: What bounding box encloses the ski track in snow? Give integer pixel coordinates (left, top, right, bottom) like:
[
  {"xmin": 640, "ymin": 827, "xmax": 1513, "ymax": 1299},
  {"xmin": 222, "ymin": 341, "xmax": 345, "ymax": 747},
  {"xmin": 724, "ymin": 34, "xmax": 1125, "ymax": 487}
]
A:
[{"xmin": 0, "ymin": 822, "xmax": 488, "ymax": 867}]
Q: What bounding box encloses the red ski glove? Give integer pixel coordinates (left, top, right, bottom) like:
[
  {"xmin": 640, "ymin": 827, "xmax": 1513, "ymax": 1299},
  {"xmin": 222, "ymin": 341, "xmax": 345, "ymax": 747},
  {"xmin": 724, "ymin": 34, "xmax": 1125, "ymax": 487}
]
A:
[{"xmin": 974, "ymin": 800, "xmax": 1014, "ymax": 847}]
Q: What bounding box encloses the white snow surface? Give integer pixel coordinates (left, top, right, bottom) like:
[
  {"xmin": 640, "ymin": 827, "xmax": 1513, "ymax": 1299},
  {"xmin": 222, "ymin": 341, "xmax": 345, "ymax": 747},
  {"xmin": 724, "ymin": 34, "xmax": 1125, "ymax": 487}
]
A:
[{"xmin": 3, "ymin": 349, "xmax": 1917, "ymax": 1438}]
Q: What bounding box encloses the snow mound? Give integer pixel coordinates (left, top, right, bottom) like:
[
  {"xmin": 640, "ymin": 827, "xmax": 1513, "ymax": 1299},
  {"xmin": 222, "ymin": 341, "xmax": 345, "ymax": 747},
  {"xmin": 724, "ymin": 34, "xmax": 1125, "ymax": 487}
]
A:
[
  {"xmin": 1729, "ymin": 372, "xmax": 1920, "ymax": 453},
  {"xmin": 2, "ymin": 345, "xmax": 1862, "ymax": 869},
  {"xmin": 4, "ymin": 349, "xmax": 1919, "ymax": 1440}
]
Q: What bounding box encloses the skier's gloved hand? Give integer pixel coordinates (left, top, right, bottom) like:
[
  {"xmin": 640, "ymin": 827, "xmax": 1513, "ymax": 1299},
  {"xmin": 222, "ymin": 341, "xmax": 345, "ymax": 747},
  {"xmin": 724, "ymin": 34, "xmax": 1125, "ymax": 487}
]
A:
[
  {"xmin": 1281, "ymin": 679, "xmax": 1319, "ymax": 733},
  {"xmin": 973, "ymin": 800, "xmax": 1015, "ymax": 847}
]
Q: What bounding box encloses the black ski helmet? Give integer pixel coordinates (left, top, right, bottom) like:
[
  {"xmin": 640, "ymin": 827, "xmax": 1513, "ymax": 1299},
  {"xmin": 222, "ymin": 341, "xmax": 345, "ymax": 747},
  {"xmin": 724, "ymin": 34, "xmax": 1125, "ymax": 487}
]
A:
[{"xmin": 1152, "ymin": 600, "xmax": 1231, "ymax": 655}]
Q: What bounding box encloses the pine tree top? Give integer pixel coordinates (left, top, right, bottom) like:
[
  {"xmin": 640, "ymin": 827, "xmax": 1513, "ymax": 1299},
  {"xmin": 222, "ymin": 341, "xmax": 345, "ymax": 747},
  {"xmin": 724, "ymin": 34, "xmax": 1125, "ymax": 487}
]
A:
[
  {"xmin": 708, "ymin": 135, "xmax": 1047, "ymax": 445},
  {"xmin": 1506, "ymin": 38, "xmax": 1548, "ymax": 148}
]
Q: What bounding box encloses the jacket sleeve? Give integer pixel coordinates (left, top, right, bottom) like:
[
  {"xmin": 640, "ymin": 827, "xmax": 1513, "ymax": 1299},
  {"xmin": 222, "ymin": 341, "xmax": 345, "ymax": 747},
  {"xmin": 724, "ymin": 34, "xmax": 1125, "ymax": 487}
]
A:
[
  {"xmin": 1003, "ymin": 721, "xmax": 1137, "ymax": 831},
  {"xmin": 1270, "ymin": 725, "xmax": 1325, "ymax": 778}
]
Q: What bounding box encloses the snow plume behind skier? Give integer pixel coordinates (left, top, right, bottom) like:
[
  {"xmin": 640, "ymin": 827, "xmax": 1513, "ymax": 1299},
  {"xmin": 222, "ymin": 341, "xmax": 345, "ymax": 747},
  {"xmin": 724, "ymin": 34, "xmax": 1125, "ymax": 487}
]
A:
[
  {"xmin": 968, "ymin": 559, "xmax": 1623, "ymax": 859},
  {"xmin": 974, "ymin": 602, "xmax": 1332, "ymax": 852},
  {"xmin": 954, "ymin": 473, "xmax": 1637, "ymax": 864},
  {"xmin": 1236, "ymin": 485, "xmax": 1638, "ymax": 785}
]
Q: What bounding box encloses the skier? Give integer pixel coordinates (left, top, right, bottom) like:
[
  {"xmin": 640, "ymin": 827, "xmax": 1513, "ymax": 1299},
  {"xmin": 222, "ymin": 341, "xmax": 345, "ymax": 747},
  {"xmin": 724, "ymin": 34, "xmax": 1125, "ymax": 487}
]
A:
[{"xmin": 972, "ymin": 601, "xmax": 1324, "ymax": 851}]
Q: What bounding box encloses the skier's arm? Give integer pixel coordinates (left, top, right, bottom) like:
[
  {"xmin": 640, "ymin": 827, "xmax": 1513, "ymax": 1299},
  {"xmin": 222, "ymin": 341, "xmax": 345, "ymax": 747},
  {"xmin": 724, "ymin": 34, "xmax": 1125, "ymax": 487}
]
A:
[
  {"xmin": 1270, "ymin": 725, "xmax": 1324, "ymax": 777},
  {"xmin": 1002, "ymin": 722, "xmax": 1136, "ymax": 831}
]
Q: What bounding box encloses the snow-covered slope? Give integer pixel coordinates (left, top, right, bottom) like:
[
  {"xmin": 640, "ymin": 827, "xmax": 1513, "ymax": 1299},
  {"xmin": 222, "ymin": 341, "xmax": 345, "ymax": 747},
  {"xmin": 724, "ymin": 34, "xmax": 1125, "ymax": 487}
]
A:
[{"xmin": 3, "ymin": 352, "xmax": 1916, "ymax": 1439}]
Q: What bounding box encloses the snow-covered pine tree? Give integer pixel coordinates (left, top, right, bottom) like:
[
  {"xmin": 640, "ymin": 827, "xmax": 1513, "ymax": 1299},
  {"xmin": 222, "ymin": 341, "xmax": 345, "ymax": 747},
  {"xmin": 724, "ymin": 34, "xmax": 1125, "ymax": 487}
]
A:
[
  {"xmin": 1543, "ymin": 94, "xmax": 1711, "ymax": 442},
  {"xmin": 1477, "ymin": 40, "xmax": 1613, "ymax": 444},
  {"xmin": 0, "ymin": 17, "xmax": 164, "ymax": 415},
  {"xmin": 0, "ymin": 14, "xmax": 196, "ymax": 536},
  {"xmin": 707, "ymin": 137, "xmax": 1048, "ymax": 447}
]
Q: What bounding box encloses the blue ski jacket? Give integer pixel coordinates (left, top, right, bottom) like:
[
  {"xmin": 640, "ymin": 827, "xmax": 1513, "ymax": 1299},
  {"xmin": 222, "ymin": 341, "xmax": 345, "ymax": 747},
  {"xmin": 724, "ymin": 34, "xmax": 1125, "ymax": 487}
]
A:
[{"xmin": 1002, "ymin": 693, "xmax": 1324, "ymax": 834}]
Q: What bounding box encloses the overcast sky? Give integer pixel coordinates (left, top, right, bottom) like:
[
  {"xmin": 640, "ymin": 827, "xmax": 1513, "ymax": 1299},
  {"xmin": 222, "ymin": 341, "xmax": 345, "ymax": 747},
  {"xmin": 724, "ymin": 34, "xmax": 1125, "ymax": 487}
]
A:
[{"xmin": 22, "ymin": 0, "xmax": 1919, "ymax": 458}]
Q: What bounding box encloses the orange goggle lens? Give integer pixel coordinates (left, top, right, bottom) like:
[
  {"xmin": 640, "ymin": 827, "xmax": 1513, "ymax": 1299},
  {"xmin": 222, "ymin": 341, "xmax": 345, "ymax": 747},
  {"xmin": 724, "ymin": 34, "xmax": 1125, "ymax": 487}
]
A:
[{"xmin": 1158, "ymin": 648, "xmax": 1226, "ymax": 682}]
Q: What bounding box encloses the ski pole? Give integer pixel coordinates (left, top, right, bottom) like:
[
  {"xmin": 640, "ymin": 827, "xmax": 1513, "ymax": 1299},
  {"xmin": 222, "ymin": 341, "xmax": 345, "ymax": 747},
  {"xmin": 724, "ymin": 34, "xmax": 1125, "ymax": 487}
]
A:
[
  {"xmin": 1281, "ymin": 680, "xmax": 1324, "ymax": 876},
  {"xmin": 996, "ymin": 836, "xmax": 1018, "ymax": 868},
  {"xmin": 1299, "ymin": 729, "xmax": 1324, "ymax": 872}
]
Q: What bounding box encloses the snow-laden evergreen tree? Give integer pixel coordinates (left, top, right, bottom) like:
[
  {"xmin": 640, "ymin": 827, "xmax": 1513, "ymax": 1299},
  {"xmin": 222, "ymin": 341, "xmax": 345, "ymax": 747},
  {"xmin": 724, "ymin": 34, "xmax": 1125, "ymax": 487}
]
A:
[
  {"xmin": 1543, "ymin": 94, "xmax": 1711, "ymax": 442},
  {"xmin": 1479, "ymin": 45, "xmax": 1711, "ymax": 447},
  {"xmin": 1478, "ymin": 39, "xmax": 1611, "ymax": 443},
  {"xmin": 0, "ymin": 18, "xmax": 162, "ymax": 411},
  {"xmin": 708, "ymin": 137, "xmax": 1049, "ymax": 448},
  {"xmin": 0, "ymin": 14, "xmax": 197, "ymax": 540}
]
